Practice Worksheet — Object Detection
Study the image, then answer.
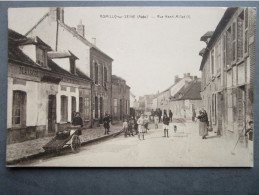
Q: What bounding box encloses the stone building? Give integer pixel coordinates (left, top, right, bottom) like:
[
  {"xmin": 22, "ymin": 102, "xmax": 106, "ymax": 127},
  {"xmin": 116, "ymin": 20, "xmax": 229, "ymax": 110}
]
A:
[
  {"xmin": 111, "ymin": 75, "xmax": 130, "ymax": 121},
  {"xmin": 7, "ymin": 29, "xmax": 92, "ymax": 144},
  {"xmin": 25, "ymin": 7, "xmax": 113, "ymax": 126},
  {"xmin": 199, "ymin": 7, "xmax": 256, "ymax": 141}
]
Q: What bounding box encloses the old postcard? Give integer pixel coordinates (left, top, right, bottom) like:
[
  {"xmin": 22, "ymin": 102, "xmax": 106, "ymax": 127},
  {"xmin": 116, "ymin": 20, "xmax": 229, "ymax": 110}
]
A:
[{"xmin": 7, "ymin": 7, "xmax": 255, "ymax": 167}]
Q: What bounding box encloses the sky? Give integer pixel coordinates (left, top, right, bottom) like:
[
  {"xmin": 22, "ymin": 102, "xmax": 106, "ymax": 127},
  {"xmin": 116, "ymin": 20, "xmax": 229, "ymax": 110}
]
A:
[{"xmin": 8, "ymin": 7, "xmax": 226, "ymax": 98}]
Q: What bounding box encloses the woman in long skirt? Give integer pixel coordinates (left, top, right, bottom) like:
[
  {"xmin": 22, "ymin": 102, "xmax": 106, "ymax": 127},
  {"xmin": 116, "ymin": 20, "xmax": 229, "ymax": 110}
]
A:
[{"xmin": 197, "ymin": 110, "xmax": 208, "ymax": 139}]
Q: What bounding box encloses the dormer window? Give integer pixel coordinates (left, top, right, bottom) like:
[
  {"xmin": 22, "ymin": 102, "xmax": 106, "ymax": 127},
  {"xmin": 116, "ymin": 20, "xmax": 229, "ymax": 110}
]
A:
[
  {"xmin": 70, "ymin": 58, "xmax": 76, "ymax": 74},
  {"xmin": 36, "ymin": 47, "xmax": 46, "ymax": 67}
]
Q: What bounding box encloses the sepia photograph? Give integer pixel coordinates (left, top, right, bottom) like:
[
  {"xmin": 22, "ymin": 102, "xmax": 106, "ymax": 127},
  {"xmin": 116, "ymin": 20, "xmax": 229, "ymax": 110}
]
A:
[{"xmin": 6, "ymin": 6, "xmax": 256, "ymax": 167}]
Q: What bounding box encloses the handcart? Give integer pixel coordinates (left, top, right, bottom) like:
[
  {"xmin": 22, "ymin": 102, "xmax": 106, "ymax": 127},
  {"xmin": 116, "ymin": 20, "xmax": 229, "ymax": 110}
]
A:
[{"xmin": 43, "ymin": 125, "xmax": 82, "ymax": 153}]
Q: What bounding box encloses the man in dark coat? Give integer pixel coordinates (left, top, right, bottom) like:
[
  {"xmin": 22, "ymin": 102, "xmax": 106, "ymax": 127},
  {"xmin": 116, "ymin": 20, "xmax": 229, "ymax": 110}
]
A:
[
  {"xmin": 103, "ymin": 113, "xmax": 111, "ymax": 135},
  {"xmin": 162, "ymin": 113, "xmax": 170, "ymax": 138},
  {"xmin": 169, "ymin": 110, "xmax": 173, "ymax": 122},
  {"xmin": 72, "ymin": 112, "xmax": 83, "ymax": 135}
]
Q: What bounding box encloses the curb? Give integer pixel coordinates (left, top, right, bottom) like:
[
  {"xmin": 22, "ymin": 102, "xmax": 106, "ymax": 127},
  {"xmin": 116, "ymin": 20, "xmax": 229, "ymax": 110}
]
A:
[{"xmin": 6, "ymin": 130, "xmax": 123, "ymax": 166}]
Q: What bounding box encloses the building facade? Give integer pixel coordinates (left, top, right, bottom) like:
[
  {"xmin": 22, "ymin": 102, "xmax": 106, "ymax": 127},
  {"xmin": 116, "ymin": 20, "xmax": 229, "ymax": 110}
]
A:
[
  {"xmin": 169, "ymin": 79, "xmax": 203, "ymax": 120},
  {"xmin": 25, "ymin": 7, "xmax": 113, "ymax": 127},
  {"xmin": 199, "ymin": 7, "xmax": 256, "ymax": 141},
  {"xmin": 8, "ymin": 30, "xmax": 92, "ymax": 144},
  {"xmin": 111, "ymin": 75, "xmax": 130, "ymax": 121}
]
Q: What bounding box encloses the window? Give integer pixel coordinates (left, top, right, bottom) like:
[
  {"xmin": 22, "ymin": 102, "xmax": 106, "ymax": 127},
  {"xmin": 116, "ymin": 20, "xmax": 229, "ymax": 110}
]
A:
[
  {"xmin": 211, "ymin": 49, "xmax": 215, "ymax": 76},
  {"xmin": 226, "ymin": 27, "xmax": 232, "ymax": 66},
  {"xmin": 85, "ymin": 97, "xmax": 90, "ymax": 119},
  {"xmin": 61, "ymin": 95, "xmax": 68, "ymax": 122},
  {"xmin": 70, "ymin": 58, "xmax": 76, "ymax": 74},
  {"xmin": 104, "ymin": 67, "xmax": 108, "ymax": 83},
  {"xmin": 223, "ymin": 35, "xmax": 226, "ymax": 68},
  {"xmin": 95, "ymin": 96, "xmax": 98, "ymax": 118},
  {"xmin": 232, "ymin": 22, "xmax": 236, "ymax": 61},
  {"xmin": 237, "ymin": 11, "xmax": 244, "ymax": 61},
  {"xmin": 94, "ymin": 63, "xmax": 98, "ymax": 84},
  {"xmin": 215, "ymin": 42, "xmax": 221, "ymax": 74},
  {"xmin": 36, "ymin": 47, "xmax": 46, "ymax": 66},
  {"xmin": 114, "ymin": 99, "xmax": 118, "ymax": 114},
  {"xmin": 244, "ymin": 8, "xmax": 249, "ymax": 54},
  {"xmin": 12, "ymin": 90, "xmax": 26, "ymax": 127},
  {"xmin": 100, "ymin": 64, "xmax": 104, "ymax": 86},
  {"xmin": 79, "ymin": 97, "xmax": 83, "ymax": 116}
]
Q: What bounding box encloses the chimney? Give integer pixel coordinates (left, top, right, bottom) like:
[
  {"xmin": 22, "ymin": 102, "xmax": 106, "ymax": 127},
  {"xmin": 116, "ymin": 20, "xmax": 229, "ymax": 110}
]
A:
[
  {"xmin": 92, "ymin": 38, "xmax": 96, "ymax": 46},
  {"xmin": 187, "ymin": 73, "xmax": 190, "ymax": 77},
  {"xmin": 194, "ymin": 76, "xmax": 198, "ymax": 80},
  {"xmin": 174, "ymin": 75, "xmax": 179, "ymax": 83},
  {"xmin": 183, "ymin": 73, "xmax": 187, "ymax": 78},
  {"xmin": 49, "ymin": 7, "xmax": 64, "ymax": 23},
  {"xmin": 77, "ymin": 19, "xmax": 85, "ymax": 37}
]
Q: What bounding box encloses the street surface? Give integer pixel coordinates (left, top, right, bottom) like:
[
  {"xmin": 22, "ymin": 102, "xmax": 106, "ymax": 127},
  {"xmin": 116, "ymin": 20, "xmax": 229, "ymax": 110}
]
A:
[{"xmin": 26, "ymin": 121, "xmax": 252, "ymax": 167}]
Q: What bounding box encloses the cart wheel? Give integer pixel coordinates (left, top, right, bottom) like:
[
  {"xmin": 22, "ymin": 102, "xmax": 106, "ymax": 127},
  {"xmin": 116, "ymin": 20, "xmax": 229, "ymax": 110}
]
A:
[{"xmin": 71, "ymin": 135, "xmax": 81, "ymax": 153}]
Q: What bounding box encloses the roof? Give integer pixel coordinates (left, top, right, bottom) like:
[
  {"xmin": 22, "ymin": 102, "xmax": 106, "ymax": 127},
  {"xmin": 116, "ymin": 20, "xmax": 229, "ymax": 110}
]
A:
[
  {"xmin": 199, "ymin": 48, "xmax": 206, "ymax": 56},
  {"xmin": 200, "ymin": 31, "xmax": 214, "ymax": 42},
  {"xmin": 8, "ymin": 29, "xmax": 92, "ymax": 82},
  {"xmin": 48, "ymin": 50, "xmax": 79, "ymax": 60},
  {"xmin": 25, "ymin": 9, "xmax": 113, "ymax": 61},
  {"xmin": 58, "ymin": 20, "xmax": 113, "ymax": 61},
  {"xmin": 171, "ymin": 80, "xmax": 202, "ymax": 100},
  {"xmin": 200, "ymin": 7, "xmax": 238, "ymax": 71},
  {"xmin": 112, "ymin": 75, "xmax": 125, "ymax": 82}
]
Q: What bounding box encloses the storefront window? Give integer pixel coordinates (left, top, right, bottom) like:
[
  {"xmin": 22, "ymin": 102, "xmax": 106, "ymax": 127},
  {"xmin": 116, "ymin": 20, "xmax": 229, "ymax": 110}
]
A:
[
  {"xmin": 12, "ymin": 90, "xmax": 26, "ymax": 127},
  {"xmin": 61, "ymin": 95, "xmax": 68, "ymax": 122}
]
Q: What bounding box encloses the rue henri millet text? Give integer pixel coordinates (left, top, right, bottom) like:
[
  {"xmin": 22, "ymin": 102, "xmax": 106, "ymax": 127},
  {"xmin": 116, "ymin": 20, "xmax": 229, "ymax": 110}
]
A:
[{"xmin": 100, "ymin": 14, "xmax": 191, "ymax": 19}]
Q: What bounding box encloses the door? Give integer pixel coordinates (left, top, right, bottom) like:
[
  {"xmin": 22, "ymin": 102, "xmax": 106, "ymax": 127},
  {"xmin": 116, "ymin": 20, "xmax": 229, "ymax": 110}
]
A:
[
  {"xmin": 217, "ymin": 93, "xmax": 223, "ymax": 136},
  {"xmin": 48, "ymin": 95, "xmax": 56, "ymax": 133},
  {"xmin": 71, "ymin": 96, "xmax": 76, "ymax": 120},
  {"xmin": 100, "ymin": 97, "xmax": 103, "ymax": 123},
  {"xmin": 120, "ymin": 99, "xmax": 123, "ymax": 120}
]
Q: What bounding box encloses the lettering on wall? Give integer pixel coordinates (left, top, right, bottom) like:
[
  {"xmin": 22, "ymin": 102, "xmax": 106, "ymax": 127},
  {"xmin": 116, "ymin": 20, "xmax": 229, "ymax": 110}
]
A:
[{"xmin": 19, "ymin": 66, "xmax": 39, "ymax": 77}]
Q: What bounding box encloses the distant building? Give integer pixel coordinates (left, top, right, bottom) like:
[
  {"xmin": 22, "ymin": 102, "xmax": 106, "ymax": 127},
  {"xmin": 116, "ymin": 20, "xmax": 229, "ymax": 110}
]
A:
[
  {"xmin": 154, "ymin": 73, "xmax": 198, "ymax": 115},
  {"xmin": 199, "ymin": 7, "xmax": 256, "ymax": 140},
  {"xmin": 7, "ymin": 29, "xmax": 92, "ymax": 144},
  {"xmin": 25, "ymin": 7, "xmax": 113, "ymax": 127},
  {"xmin": 111, "ymin": 75, "xmax": 130, "ymax": 121},
  {"xmin": 170, "ymin": 79, "xmax": 203, "ymax": 119}
]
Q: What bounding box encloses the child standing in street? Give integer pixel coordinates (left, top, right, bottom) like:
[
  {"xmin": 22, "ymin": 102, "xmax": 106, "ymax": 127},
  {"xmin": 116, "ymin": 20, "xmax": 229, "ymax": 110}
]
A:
[
  {"xmin": 123, "ymin": 119, "xmax": 129, "ymax": 137},
  {"xmin": 154, "ymin": 114, "xmax": 159, "ymax": 129},
  {"xmin": 137, "ymin": 114, "xmax": 145, "ymax": 140},
  {"xmin": 163, "ymin": 114, "xmax": 170, "ymax": 138},
  {"xmin": 245, "ymin": 121, "xmax": 254, "ymax": 161}
]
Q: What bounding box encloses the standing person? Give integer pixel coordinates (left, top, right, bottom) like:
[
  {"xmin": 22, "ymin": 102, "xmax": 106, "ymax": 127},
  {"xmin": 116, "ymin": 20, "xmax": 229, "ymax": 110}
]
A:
[
  {"xmin": 169, "ymin": 110, "xmax": 173, "ymax": 122},
  {"xmin": 123, "ymin": 119, "xmax": 129, "ymax": 137},
  {"xmin": 72, "ymin": 112, "xmax": 83, "ymax": 135},
  {"xmin": 154, "ymin": 114, "xmax": 159, "ymax": 129},
  {"xmin": 197, "ymin": 109, "xmax": 209, "ymax": 139},
  {"xmin": 137, "ymin": 114, "xmax": 145, "ymax": 140},
  {"xmin": 162, "ymin": 113, "xmax": 170, "ymax": 138},
  {"xmin": 134, "ymin": 117, "xmax": 139, "ymax": 135},
  {"xmin": 128, "ymin": 117, "xmax": 135, "ymax": 136},
  {"xmin": 158, "ymin": 109, "xmax": 162, "ymax": 123},
  {"xmin": 245, "ymin": 121, "xmax": 254, "ymax": 161},
  {"xmin": 103, "ymin": 113, "xmax": 111, "ymax": 135},
  {"xmin": 192, "ymin": 109, "xmax": 196, "ymax": 122},
  {"xmin": 144, "ymin": 115, "xmax": 149, "ymax": 133}
]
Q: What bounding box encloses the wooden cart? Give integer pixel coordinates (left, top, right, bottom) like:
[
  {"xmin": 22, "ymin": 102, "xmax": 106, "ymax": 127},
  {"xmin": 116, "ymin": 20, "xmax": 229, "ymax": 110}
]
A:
[{"xmin": 43, "ymin": 125, "xmax": 82, "ymax": 153}]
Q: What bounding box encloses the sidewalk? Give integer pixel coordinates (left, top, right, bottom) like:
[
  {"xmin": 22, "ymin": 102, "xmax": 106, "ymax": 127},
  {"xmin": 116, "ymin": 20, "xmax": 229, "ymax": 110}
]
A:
[{"xmin": 6, "ymin": 123, "xmax": 123, "ymax": 163}]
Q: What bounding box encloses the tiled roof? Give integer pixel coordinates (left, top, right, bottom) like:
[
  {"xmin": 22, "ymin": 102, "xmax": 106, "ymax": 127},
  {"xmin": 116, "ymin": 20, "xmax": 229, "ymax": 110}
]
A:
[
  {"xmin": 48, "ymin": 50, "xmax": 79, "ymax": 59},
  {"xmin": 8, "ymin": 29, "xmax": 92, "ymax": 82},
  {"xmin": 171, "ymin": 80, "xmax": 201, "ymax": 100},
  {"xmin": 58, "ymin": 21, "xmax": 113, "ymax": 61}
]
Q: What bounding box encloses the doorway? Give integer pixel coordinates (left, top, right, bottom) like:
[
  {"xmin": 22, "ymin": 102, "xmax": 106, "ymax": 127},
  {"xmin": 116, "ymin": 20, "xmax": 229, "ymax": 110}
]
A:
[
  {"xmin": 48, "ymin": 95, "xmax": 56, "ymax": 133},
  {"xmin": 71, "ymin": 96, "xmax": 76, "ymax": 120}
]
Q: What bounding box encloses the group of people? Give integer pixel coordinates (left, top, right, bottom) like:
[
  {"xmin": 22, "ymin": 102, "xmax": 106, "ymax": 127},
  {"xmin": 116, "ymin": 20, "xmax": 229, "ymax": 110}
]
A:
[{"xmin": 122, "ymin": 114, "xmax": 150, "ymax": 140}]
